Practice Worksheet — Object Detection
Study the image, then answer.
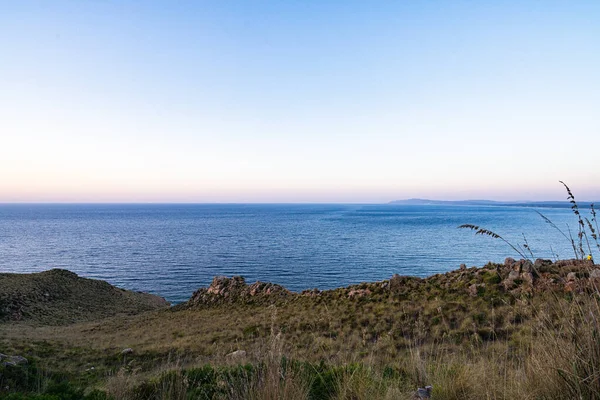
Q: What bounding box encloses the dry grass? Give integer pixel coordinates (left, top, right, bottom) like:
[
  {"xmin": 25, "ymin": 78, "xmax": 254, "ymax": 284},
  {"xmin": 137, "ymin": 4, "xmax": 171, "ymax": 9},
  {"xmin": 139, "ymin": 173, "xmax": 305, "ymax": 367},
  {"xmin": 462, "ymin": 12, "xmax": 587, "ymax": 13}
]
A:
[
  {"xmin": 0, "ymin": 269, "xmax": 168, "ymax": 325},
  {"xmin": 3, "ymin": 260, "xmax": 600, "ymax": 399},
  {"xmin": 0, "ymin": 266, "xmax": 527, "ymax": 371},
  {"xmin": 3, "ymin": 281, "xmax": 600, "ymax": 399}
]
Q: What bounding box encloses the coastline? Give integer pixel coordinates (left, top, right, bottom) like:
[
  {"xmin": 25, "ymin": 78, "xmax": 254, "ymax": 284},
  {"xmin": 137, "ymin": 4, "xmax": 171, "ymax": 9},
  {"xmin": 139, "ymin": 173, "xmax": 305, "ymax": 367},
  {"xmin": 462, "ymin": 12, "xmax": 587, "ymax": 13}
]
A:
[{"xmin": 2, "ymin": 258, "xmax": 600, "ymax": 398}]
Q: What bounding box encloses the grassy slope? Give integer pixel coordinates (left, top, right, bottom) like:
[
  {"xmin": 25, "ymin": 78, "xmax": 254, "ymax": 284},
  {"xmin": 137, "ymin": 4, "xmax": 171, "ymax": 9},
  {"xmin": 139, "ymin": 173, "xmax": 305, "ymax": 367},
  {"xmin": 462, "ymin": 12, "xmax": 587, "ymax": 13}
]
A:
[
  {"xmin": 0, "ymin": 269, "xmax": 169, "ymax": 325},
  {"xmin": 0, "ymin": 260, "xmax": 595, "ymax": 363},
  {"xmin": 1, "ymin": 260, "xmax": 599, "ymax": 399}
]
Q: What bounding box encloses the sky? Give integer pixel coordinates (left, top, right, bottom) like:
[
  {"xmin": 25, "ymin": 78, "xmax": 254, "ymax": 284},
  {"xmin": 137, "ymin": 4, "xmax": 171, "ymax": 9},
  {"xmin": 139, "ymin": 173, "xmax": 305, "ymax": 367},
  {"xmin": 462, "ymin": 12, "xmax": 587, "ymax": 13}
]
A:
[{"xmin": 1, "ymin": 1, "xmax": 599, "ymax": 203}]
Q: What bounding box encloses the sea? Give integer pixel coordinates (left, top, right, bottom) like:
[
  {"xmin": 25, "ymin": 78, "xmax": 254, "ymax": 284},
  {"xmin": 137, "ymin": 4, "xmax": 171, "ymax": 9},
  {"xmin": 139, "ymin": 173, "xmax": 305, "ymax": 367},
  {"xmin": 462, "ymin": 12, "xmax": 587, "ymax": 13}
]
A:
[{"xmin": 0, "ymin": 204, "xmax": 588, "ymax": 304}]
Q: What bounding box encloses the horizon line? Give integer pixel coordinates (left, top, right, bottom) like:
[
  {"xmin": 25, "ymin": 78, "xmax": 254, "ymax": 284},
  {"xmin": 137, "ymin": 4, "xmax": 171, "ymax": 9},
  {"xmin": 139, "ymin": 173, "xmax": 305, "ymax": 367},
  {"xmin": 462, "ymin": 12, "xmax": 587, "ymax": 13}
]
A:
[{"xmin": 1, "ymin": 199, "xmax": 596, "ymax": 206}]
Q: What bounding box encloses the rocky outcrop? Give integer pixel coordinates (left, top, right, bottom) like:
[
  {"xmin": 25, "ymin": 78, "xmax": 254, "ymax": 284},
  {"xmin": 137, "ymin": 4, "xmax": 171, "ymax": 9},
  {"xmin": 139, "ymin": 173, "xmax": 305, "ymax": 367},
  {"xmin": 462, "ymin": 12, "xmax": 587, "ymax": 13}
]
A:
[
  {"xmin": 497, "ymin": 258, "xmax": 600, "ymax": 295},
  {"xmin": 183, "ymin": 259, "xmax": 600, "ymax": 308},
  {"xmin": 186, "ymin": 276, "xmax": 292, "ymax": 307}
]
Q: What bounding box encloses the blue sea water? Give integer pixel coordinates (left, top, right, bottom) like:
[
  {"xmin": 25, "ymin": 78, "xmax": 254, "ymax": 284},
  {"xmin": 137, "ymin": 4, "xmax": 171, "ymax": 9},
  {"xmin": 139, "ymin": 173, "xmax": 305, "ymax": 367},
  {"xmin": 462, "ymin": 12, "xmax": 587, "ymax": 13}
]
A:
[{"xmin": 0, "ymin": 204, "xmax": 587, "ymax": 304}]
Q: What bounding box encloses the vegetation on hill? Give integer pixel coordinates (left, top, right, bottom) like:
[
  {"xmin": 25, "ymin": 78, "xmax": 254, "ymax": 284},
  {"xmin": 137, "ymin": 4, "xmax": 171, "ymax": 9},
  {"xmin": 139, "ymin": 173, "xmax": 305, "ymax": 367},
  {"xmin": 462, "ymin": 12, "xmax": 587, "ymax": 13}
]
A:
[
  {"xmin": 2, "ymin": 257, "xmax": 600, "ymax": 399},
  {"xmin": 0, "ymin": 269, "xmax": 169, "ymax": 325}
]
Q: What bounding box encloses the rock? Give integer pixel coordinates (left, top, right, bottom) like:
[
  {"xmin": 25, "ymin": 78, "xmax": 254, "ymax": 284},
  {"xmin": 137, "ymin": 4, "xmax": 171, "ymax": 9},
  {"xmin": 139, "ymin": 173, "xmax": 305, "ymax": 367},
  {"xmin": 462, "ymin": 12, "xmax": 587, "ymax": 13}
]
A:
[
  {"xmin": 508, "ymin": 271, "xmax": 520, "ymax": 281},
  {"xmin": 188, "ymin": 276, "xmax": 291, "ymax": 306},
  {"xmin": 226, "ymin": 350, "xmax": 246, "ymax": 359},
  {"xmin": 468, "ymin": 283, "xmax": 485, "ymax": 297},
  {"xmin": 207, "ymin": 276, "xmax": 246, "ymax": 296},
  {"xmin": 460, "ymin": 264, "xmax": 467, "ymax": 271},
  {"xmin": 555, "ymin": 259, "xmax": 574, "ymax": 267},
  {"xmin": 0, "ymin": 355, "xmax": 28, "ymax": 367},
  {"xmin": 301, "ymin": 288, "xmax": 321, "ymax": 297},
  {"xmin": 121, "ymin": 348, "xmax": 133, "ymax": 355},
  {"xmin": 415, "ymin": 385, "xmax": 433, "ymax": 399},
  {"xmin": 566, "ymin": 272, "xmax": 578, "ymax": 282},
  {"xmin": 504, "ymin": 257, "xmax": 516, "ymax": 268},
  {"xmin": 248, "ymin": 281, "xmax": 289, "ymax": 297},
  {"xmin": 10, "ymin": 356, "xmax": 27, "ymax": 365},
  {"xmin": 521, "ymin": 260, "xmax": 534, "ymax": 273},
  {"xmin": 521, "ymin": 272, "xmax": 534, "ymax": 285},
  {"xmin": 534, "ymin": 259, "xmax": 551, "ymax": 267},
  {"xmin": 502, "ymin": 271, "xmax": 521, "ymax": 290},
  {"xmin": 556, "ymin": 259, "xmax": 592, "ymax": 268}
]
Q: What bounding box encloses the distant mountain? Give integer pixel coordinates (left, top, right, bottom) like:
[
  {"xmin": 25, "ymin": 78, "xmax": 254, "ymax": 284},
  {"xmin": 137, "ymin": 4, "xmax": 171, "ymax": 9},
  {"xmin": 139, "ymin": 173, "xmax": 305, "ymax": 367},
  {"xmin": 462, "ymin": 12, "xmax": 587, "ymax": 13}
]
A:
[
  {"xmin": 390, "ymin": 198, "xmax": 499, "ymax": 206},
  {"xmin": 388, "ymin": 199, "xmax": 596, "ymax": 208}
]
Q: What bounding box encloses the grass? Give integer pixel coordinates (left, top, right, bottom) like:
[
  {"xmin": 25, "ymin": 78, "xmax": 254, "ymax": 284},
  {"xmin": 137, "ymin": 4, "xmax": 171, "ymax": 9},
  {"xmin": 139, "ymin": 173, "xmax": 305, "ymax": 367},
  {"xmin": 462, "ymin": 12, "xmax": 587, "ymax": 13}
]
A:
[
  {"xmin": 0, "ymin": 269, "xmax": 169, "ymax": 325},
  {"xmin": 2, "ymin": 257, "xmax": 600, "ymax": 399}
]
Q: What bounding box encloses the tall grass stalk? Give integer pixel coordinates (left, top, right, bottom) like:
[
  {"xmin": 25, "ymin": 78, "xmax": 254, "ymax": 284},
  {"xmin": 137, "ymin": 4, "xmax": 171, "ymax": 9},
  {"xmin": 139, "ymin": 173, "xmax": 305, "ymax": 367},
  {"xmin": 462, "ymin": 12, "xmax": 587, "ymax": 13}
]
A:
[
  {"xmin": 536, "ymin": 210, "xmax": 579, "ymax": 259},
  {"xmin": 560, "ymin": 180, "xmax": 594, "ymax": 259},
  {"xmin": 458, "ymin": 224, "xmax": 529, "ymax": 260}
]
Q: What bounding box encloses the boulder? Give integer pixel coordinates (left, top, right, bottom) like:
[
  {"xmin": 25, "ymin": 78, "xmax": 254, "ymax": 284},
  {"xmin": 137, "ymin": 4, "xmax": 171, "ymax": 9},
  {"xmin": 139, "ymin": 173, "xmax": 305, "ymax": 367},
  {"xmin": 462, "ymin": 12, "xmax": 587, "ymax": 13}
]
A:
[
  {"xmin": 533, "ymin": 259, "xmax": 552, "ymax": 271},
  {"xmin": 504, "ymin": 258, "xmax": 516, "ymax": 268},
  {"xmin": 10, "ymin": 356, "xmax": 27, "ymax": 365},
  {"xmin": 521, "ymin": 260, "xmax": 534, "ymax": 273},
  {"xmin": 468, "ymin": 283, "xmax": 485, "ymax": 297},
  {"xmin": 0, "ymin": 354, "xmax": 28, "ymax": 367},
  {"xmin": 508, "ymin": 271, "xmax": 520, "ymax": 281},
  {"xmin": 207, "ymin": 276, "xmax": 246, "ymax": 296},
  {"xmin": 502, "ymin": 271, "xmax": 521, "ymax": 290},
  {"xmin": 521, "ymin": 272, "xmax": 534, "ymax": 285},
  {"xmin": 414, "ymin": 385, "xmax": 433, "ymax": 399},
  {"xmin": 187, "ymin": 276, "xmax": 291, "ymax": 306}
]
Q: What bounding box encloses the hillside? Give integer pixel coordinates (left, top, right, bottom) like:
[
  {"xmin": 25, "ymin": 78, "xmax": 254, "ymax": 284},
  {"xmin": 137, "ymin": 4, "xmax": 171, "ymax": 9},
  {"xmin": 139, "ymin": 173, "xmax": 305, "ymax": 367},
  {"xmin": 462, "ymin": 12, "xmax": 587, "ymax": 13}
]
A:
[
  {"xmin": 2, "ymin": 259, "xmax": 600, "ymax": 399},
  {"xmin": 0, "ymin": 269, "xmax": 169, "ymax": 324}
]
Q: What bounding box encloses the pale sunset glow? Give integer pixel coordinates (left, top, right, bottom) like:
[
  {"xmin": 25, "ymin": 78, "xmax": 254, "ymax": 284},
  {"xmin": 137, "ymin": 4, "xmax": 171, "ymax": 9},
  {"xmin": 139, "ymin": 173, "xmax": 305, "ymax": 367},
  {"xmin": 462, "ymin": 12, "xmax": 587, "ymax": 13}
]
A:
[{"xmin": 1, "ymin": 1, "xmax": 599, "ymax": 203}]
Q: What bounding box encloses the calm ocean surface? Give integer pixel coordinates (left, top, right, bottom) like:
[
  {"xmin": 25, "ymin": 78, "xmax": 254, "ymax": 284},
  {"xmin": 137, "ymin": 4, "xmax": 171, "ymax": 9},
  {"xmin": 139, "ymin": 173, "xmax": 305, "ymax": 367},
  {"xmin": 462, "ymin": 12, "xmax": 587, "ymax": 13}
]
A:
[{"xmin": 0, "ymin": 204, "xmax": 584, "ymax": 303}]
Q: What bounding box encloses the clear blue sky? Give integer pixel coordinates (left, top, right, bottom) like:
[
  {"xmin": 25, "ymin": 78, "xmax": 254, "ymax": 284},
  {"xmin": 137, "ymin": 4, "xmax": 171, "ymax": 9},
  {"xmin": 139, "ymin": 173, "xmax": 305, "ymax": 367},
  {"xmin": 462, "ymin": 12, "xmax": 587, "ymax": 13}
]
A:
[{"xmin": 1, "ymin": 1, "xmax": 599, "ymax": 202}]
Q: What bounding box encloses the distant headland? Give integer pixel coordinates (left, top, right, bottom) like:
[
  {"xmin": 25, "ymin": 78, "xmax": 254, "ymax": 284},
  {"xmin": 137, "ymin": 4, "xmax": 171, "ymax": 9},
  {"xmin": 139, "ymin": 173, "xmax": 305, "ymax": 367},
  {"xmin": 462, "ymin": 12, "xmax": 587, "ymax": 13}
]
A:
[{"xmin": 389, "ymin": 198, "xmax": 597, "ymax": 208}]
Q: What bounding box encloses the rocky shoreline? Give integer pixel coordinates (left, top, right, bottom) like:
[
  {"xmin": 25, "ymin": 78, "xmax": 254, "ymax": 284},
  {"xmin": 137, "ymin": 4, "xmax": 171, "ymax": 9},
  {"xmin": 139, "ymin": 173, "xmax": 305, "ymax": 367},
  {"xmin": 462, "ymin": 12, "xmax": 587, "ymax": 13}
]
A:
[
  {"xmin": 3, "ymin": 258, "xmax": 598, "ymax": 325},
  {"xmin": 182, "ymin": 257, "xmax": 599, "ymax": 308}
]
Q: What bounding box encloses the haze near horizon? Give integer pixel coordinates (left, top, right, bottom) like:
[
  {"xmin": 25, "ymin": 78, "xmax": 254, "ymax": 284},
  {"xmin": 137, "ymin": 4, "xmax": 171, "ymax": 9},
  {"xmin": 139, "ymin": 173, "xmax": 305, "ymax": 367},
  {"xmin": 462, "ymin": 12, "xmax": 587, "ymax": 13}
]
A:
[{"xmin": 1, "ymin": 1, "xmax": 599, "ymax": 203}]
